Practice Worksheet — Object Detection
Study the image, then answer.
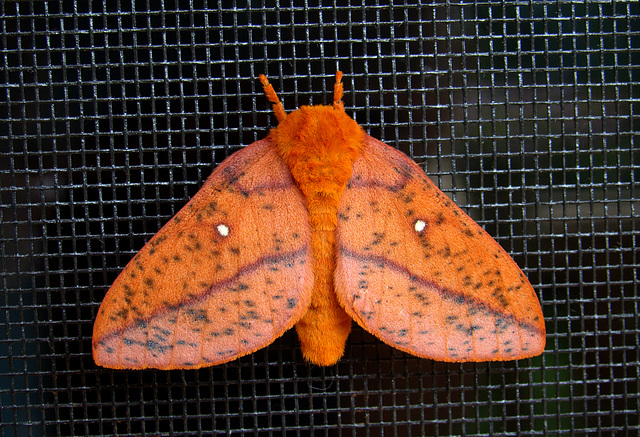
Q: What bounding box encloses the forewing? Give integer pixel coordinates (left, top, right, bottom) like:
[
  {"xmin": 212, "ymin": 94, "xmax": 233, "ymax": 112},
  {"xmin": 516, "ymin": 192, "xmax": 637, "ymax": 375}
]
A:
[
  {"xmin": 335, "ymin": 136, "xmax": 545, "ymax": 362},
  {"xmin": 93, "ymin": 139, "xmax": 313, "ymax": 369}
]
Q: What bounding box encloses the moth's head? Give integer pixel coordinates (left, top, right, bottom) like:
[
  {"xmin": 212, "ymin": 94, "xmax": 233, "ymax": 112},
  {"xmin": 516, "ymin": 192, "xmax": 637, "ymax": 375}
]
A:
[
  {"xmin": 259, "ymin": 72, "xmax": 365, "ymax": 159},
  {"xmin": 271, "ymin": 103, "xmax": 364, "ymax": 153}
]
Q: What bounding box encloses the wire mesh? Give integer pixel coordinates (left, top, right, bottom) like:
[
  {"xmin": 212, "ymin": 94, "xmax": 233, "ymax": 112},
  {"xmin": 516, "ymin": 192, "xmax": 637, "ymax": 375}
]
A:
[{"xmin": 0, "ymin": 0, "xmax": 638, "ymax": 435}]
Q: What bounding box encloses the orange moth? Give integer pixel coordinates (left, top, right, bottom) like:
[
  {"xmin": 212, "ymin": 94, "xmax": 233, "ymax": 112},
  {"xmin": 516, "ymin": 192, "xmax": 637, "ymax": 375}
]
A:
[{"xmin": 93, "ymin": 72, "xmax": 545, "ymax": 369}]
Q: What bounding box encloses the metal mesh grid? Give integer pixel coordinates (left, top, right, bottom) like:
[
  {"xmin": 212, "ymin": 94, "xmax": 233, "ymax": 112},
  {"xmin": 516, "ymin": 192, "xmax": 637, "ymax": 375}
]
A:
[{"xmin": 1, "ymin": 0, "xmax": 638, "ymax": 435}]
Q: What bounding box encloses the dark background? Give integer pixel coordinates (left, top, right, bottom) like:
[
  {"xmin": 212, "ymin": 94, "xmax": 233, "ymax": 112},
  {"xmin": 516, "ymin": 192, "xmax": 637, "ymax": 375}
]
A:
[{"xmin": 1, "ymin": 1, "xmax": 638, "ymax": 435}]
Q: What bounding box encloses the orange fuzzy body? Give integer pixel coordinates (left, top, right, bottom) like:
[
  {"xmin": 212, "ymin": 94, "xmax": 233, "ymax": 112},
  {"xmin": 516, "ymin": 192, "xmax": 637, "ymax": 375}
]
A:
[
  {"xmin": 92, "ymin": 72, "xmax": 545, "ymax": 370},
  {"xmin": 271, "ymin": 105, "xmax": 365, "ymax": 366}
]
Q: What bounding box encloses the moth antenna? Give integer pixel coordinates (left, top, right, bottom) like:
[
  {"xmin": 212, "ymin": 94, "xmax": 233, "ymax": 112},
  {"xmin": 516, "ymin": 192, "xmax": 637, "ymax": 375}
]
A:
[
  {"xmin": 259, "ymin": 74, "xmax": 287, "ymax": 123},
  {"xmin": 333, "ymin": 71, "xmax": 345, "ymax": 112}
]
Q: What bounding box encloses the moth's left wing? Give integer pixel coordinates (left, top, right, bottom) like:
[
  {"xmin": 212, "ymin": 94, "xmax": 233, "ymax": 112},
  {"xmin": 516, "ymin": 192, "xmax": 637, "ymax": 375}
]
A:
[{"xmin": 93, "ymin": 139, "xmax": 313, "ymax": 370}]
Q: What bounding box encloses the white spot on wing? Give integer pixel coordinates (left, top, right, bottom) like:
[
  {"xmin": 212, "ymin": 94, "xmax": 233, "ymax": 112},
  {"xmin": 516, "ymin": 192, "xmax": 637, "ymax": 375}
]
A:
[
  {"xmin": 216, "ymin": 224, "xmax": 230, "ymax": 237},
  {"xmin": 414, "ymin": 220, "xmax": 426, "ymax": 233}
]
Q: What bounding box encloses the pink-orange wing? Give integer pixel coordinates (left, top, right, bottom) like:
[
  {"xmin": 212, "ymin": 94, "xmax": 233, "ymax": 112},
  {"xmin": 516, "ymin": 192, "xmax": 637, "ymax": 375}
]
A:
[
  {"xmin": 335, "ymin": 136, "xmax": 545, "ymax": 362},
  {"xmin": 93, "ymin": 139, "xmax": 313, "ymax": 369}
]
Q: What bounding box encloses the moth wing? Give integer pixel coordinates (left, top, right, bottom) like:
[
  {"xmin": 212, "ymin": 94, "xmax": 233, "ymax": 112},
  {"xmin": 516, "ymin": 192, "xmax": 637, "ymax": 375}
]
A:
[
  {"xmin": 93, "ymin": 139, "xmax": 313, "ymax": 369},
  {"xmin": 335, "ymin": 136, "xmax": 545, "ymax": 362}
]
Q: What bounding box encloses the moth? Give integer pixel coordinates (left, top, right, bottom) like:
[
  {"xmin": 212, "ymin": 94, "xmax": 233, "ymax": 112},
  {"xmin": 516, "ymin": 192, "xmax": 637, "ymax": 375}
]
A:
[{"xmin": 93, "ymin": 72, "xmax": 545, "ymax": 369}]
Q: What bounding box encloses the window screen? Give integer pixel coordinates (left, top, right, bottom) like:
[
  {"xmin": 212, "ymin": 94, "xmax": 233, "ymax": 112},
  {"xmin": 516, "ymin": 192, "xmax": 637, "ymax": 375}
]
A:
[{"xmin": 1, "ymin": 1, "xmax": 638, "ymax": 435}]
